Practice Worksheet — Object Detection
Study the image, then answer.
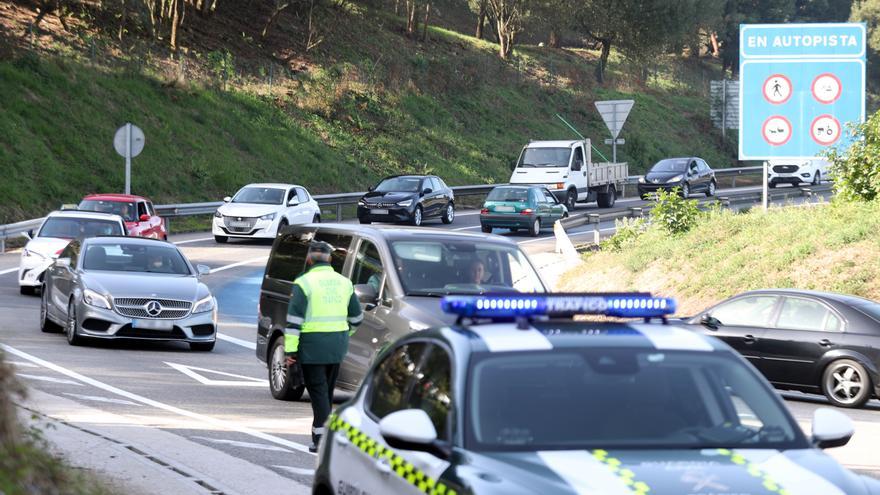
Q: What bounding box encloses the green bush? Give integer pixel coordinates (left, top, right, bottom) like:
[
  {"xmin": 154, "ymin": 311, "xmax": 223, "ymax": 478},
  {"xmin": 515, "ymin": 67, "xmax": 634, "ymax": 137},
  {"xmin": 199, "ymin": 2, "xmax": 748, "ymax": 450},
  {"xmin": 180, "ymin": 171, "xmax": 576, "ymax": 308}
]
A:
[
  {"xmin": 602, "ymin": 217, "xmax": 649, "ymax": 252},
  {"xmin": 826, "ymin": 110, "xmax": 880, "ymax": 201},
  {"xmin": 206, "ymin": 50, "xmax": 235, "ymax": 89},
  {"xmin": 650, "ymin": 187, "xmax": 701, "ymax": 235}
]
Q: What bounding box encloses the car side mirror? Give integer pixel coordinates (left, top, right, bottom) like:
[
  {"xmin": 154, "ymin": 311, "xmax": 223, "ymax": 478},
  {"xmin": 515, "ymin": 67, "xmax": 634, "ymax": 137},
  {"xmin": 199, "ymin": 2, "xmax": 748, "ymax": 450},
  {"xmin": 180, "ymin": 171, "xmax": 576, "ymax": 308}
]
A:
[
  {"xmin": 196, "ymin": 264, "xmax": 211, "ymax": 277},
  {"xmin": 379, "ymin": 409, "xmax": 448, "ymax": 459},
  {"xmin": 139, "ymin": 214, "xmax": 150, "ymax": 222},
  {"xmin": 811, "ymin": 408, "xmax": 853, "ymax": 449},
  {"xmin": 422, "ymin": 188, "xmax": 433, "ymax": 195},
  {"xmin": 55, "ymin": 258, "xmax": 70, "ymax": 269},
  {"xmin": 287, "ymin": 198, "xmax": 300, "ymax": 206},
  {"xmin": 223, "ymin": 196, "xmax": 232, "ymax": 203},
  {"xmin": 368, "ymin": 185, "xmax": 375, "ymax": 192},
  {"xmin": 700, "ymin": 314, "xmax": 720, "ymax": 330},
  {"xmin": 354, "ymin": 284, "xmax": 379, "ymax": 310}
]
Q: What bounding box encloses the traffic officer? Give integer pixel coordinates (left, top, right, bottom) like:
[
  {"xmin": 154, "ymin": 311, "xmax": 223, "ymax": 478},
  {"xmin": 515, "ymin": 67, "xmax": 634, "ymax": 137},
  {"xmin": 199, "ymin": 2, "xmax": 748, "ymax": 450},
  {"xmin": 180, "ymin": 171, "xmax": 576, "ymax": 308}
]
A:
[{"xmin": 285, "ymin": 240, "xmax": 363, "ymax": 452}]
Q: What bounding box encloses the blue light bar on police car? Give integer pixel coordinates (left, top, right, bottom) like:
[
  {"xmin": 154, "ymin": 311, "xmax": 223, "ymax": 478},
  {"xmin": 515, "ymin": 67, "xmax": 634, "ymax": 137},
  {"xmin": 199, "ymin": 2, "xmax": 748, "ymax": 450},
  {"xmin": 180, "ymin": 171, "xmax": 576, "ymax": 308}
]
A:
[{"xmin": 440, "ymin": 293, "xmax": 677, "ymax": 319}]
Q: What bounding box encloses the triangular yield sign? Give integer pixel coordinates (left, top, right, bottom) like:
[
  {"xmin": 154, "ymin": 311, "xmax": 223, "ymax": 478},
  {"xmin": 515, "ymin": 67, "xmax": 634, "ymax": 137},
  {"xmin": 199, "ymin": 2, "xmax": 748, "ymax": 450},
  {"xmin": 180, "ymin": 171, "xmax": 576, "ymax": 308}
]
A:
[
  {"xmin": 595, "ymin": 100, "xmax": 634, "ymax": 139},
  {"xmin": 165, "ymin": 362, "xmax": 269, "ymax": 387}
]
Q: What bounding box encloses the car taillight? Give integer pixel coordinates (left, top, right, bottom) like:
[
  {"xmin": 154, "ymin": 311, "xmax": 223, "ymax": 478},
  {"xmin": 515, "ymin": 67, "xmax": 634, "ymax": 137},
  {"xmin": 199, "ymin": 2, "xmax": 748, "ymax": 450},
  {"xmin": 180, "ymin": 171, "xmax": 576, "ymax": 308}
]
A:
[
  {"xmin": 520, "ymin": 209, "xmax": 534, "ymax": 215},
  {"xmin": 480, "ymin": 208, "xmax": 489, "ymax": 214}
]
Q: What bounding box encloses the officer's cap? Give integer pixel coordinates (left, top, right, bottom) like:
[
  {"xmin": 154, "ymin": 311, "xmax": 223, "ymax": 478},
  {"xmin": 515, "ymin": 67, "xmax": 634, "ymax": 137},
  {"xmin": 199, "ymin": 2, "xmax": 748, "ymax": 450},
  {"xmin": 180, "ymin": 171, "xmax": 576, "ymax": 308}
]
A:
[{"xmin": 308, "ymin": 240, "xmax": 334, "ymax": 254}]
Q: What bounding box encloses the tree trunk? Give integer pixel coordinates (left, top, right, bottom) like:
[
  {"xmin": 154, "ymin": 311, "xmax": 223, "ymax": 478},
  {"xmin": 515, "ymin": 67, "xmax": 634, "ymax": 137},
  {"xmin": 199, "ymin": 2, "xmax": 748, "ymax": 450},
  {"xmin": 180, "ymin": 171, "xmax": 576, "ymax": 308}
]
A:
[
  {"xmin": 497, "ymin": 19, "xmax": 512, "ymax": 59},
  {"xmin": 422, "ymin": 2, "xmax": 430, "ymax": 41},
  {"xmin": 548, "ymin": 29, "xmax": 559, "ymax": 48},
  {"xmin": 595, "ymin": 38, "xmax": 611, "ymax": 83},
  {"xmin": 475, "ymin": 2, "xmax": 485, "ymax": 39},
  {"xmin": 32, "ymin": 1, "xmax": 55, "ymax": 29},
  {"xmin": 709, "ymin": 31, "xmax": 720, "ymax": 57},
  {"xmin": 394, "ymin": 0, "xmax": 400, "ymax": 16},
  {"xmin": 406, "ymin": 0, "xmax": 418, "ymax": 35},
  {"xmin": 261, "ymin": 2, "xmax": 290, "ymax": 39},
  {"xmin": 169, "ymin": 0, "xmax": 180, "ymax": 50},
  {"xmin": 118, "ymin": 0, "xmax": 126, "ymax": 40}
]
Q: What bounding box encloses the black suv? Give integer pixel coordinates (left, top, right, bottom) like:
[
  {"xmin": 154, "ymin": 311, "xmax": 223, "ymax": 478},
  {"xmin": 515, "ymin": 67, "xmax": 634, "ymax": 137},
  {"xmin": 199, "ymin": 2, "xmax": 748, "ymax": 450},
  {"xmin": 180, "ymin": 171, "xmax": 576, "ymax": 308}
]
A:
[
  {"xmin": 357, "ymin": 175, "xmax": 454, "ymax": 226},
  {"xmin": 256, "ymin": 224, "xmax": 548, "ymax": 401}
]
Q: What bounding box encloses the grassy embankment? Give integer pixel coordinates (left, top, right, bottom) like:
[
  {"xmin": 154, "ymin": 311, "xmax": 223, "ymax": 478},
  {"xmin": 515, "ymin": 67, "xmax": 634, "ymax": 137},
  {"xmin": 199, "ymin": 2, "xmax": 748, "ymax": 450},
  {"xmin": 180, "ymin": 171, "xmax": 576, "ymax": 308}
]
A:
[
  {"xmin": 559, "ymin": 201, "xmax": 880, "ymax": 315},
  {"xmin": 0, "ymin": 1, "xmax": 732, "ymax": 223}
]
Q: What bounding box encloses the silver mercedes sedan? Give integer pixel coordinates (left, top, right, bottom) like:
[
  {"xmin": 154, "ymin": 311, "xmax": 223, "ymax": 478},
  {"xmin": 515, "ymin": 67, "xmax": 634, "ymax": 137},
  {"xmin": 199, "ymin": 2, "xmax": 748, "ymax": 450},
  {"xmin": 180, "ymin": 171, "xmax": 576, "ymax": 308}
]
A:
[{"xmin": 39, "ymin": 236, "xmax": 218, "ymax": 351}]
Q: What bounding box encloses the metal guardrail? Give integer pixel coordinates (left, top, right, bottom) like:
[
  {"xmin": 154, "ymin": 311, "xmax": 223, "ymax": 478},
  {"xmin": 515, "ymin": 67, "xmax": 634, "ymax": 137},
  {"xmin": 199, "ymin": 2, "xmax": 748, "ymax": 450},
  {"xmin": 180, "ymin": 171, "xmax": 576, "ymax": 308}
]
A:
[{"xmin": 0, "ymin": 167, "xmax": 766, "ymax": 253}]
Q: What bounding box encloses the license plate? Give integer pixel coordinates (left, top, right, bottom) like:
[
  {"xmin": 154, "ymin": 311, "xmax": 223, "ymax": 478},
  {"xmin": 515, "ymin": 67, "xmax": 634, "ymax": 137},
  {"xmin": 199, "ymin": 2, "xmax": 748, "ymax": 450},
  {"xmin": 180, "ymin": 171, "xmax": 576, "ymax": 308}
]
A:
[
  {"xmin": 132, "ymin": 319, "xmax": 173, "ymax": 330},
  {"xmin": 228, "ymin": 221, "xmax": 250, "ymax": 228},
  {"xmin": 495, "ymin": 206, "xmax": 515, "ymax": 212},
  {"xmin": 371, "ymin": 209, "xmax": 389, "ymax": 215}
]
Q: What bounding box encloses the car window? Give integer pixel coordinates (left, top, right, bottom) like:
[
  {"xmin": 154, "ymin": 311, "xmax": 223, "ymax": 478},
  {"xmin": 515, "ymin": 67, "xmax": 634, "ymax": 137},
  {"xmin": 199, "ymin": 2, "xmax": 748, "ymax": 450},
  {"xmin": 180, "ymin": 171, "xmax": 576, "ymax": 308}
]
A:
[
  {"xmin": 825, "ymin": 312, "xmax": 842, "ymax": 332},
  {"xmin": 296, "ymin": 187, "xmax": 310, "ymax": 203},
  {"xmin": 267, "ymin": 232, "xmax": 310, "ymax": 280},
  {"xmin": 146, "ymin": 202, "xmax": 155, "ymax": 216},
  {"xmin": 777, "ymin": 297, "xmax": 835, "ymax": 332},
  {"xmin": 572, "ymin": 147, "xmax": 584, "ymax": 168},
  {"xmin": 351, "ymin": 240, "xmax": 385, "ymax": 294},
  {"xmin": 543, "ymin": 189, "xmax": 557, "ymax": 204},
  {"xmin": 436, "ymin": 178, "xmax": 449, "ymax": 190},
  {"xmin": 38, "ymin": 218, "xmax": 124, "ymax": 238},
  {"xmin": 529, "ymin": 189, "xmax": 542, "ymax": 204},
  {"xmin": 407, "ymin": 345, "xmax": 453, "ymax": 441},
  {"xmin": 286, "ymin": 189, "xmax": 297, "ymax": 204},
  {"xmin": 368, "ymin": 343, "xmax": 428, "ymax": 420},
  {"xmin": 699, "ymin": 160, "xmax": 710, "ymax": 172},
  {"xmin": 710, "ymin": 296, "xmax": 779, "ymax": 327},
  {"xmin": 137, "ymin": 202, "xmax": 148, "ymax": 218},
  {"xmin": 314, "ymin": 232, "xmax": 352, "ymax": 273},
  {"xmin": 82, "ymin": 242, "xmax": 190, "ymax": 274}
]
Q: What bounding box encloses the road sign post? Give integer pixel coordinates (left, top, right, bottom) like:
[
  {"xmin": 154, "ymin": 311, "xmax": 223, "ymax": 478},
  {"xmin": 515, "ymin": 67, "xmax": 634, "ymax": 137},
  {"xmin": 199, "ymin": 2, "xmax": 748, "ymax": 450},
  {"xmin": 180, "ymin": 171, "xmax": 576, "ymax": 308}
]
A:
[
  {"xmin": 595, "ymin": 100, "xmax": 634, "ymax": 163},
  {"xmin": 113, "ymin": 123, "xmax": 145, "ymax": 195}
]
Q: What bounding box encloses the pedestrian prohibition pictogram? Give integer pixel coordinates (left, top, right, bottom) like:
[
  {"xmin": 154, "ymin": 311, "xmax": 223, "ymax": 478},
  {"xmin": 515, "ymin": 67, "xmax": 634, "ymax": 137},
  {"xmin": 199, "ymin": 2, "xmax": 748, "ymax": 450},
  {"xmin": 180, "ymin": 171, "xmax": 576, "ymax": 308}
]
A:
[{"xmin": 763, "ymin": 74, "xmax": 792, "ymax": 104}]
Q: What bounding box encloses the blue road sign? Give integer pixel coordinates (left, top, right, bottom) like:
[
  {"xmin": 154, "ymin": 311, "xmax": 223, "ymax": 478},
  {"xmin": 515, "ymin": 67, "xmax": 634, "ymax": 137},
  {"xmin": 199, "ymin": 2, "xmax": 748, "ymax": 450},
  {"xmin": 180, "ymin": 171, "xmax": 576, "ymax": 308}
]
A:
[{"xmin": 739, "ymin": 23, "xmax": 866, "ymax": 160}]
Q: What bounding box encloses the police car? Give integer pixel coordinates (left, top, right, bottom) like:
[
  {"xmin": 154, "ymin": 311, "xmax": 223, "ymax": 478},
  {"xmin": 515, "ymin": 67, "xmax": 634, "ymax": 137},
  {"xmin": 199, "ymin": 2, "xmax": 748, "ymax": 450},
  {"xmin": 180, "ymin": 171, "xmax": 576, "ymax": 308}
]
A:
[{"xmin": 313, "ymin": 293, "xmax": 880, "ymax": 495}]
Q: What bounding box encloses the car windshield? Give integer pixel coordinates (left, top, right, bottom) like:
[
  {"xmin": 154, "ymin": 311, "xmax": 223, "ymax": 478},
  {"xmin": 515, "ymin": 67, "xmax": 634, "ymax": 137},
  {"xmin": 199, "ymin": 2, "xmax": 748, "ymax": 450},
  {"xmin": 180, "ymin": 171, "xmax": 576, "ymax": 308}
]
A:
[
  {"xmin": 467, "ymin": 346, "xmax": 805, "ymax": 451},
  {"xmin": 38, "ymin": 218, "xmax": 123, "ymax": 239},
  {"xmin": 517, "ymin": 147, "xmax": 571, "ymax": 168},
  {"xmin": 389, "ymin": 240, "xmax": 545, "ymax": 296},
  {"xmin": 487, "ymin": 187, "xmax": 530, "ymax": 202},
  {"xmin": 82, "ymin": 243, "xmax": 191, "ymax": 275},
  {"xmin": 375, "ymin": 177, "xmax": 423, "ymax": 193},
  {"xmin": 78, "ymin": 200, "xmax": 137, "ymax": 222},
  {"xmin": 651, "ymin": 159, "xmax": 689, "ymax": 173},
  {"xmin": 232, "ymin": 187, "xmax": 285, "ymax": 205}
]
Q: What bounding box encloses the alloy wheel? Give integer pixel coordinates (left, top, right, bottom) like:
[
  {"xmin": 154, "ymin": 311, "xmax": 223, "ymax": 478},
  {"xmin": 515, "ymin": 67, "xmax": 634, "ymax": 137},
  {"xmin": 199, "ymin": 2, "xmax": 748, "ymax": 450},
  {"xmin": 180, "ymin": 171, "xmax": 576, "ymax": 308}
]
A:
[
  {"xmin": 271, "ymin": 344, "xmax": 287, "ymax": 392},
  {"xmin": 682, "ymin": 183, "xmax": 690, "ymax": 198},
  {"xmin": 446, "ymin": 204, "xmax": 454, "ymax": 222},
  {"xmin": 827, "ymin": 364, "xmax": 864, "ymax": 405},
  {"xmin": 413, "ymin": 207, "xmax": 422, "ymax": 226},
  {"xmin": 708, "ymin": 181, "xmax": 716, "ymax": 196}
]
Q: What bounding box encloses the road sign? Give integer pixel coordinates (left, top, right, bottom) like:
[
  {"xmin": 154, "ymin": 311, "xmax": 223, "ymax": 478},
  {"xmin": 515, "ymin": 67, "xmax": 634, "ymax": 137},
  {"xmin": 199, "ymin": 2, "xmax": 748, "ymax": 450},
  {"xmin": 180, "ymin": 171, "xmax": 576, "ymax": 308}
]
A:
[
  {"xmin": 739, "ymin": 23, "xmax": 866, "ymax": 160},
  {"xmin": 604, "ymin": 138, "xmax": 625, "ymax": 145},
  {"xmin": 114, "ymin": 123, "xmax": 145, "ymax": 195},
  {"xmin": 595, "ymin": 99, "xmax": 633, "ymax": 163},
  {"xmin": 710, "ymin": 80, "xmax": 740, "ymax": 135}
]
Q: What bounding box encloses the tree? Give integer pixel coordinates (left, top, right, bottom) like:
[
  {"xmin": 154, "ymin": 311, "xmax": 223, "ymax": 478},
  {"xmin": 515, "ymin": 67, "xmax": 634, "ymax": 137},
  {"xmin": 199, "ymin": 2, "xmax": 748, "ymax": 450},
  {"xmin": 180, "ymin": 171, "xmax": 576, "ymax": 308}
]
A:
[
  {"xmin": 717, "ymin": 0, "xmax": 795, "ymax": 74},
  {"xmin": 486, "ymin": 0, "xmax": 530, "ymax": 59},
  {"xmin": 468, "ymin": 0, "xmax": 488, "ymax": 39},
  {"xmin": 794, "ymin": 0, "xmax": 853, "ymax": 21},
  {"xmin": 851, "ymin": 0, "xmax": 880, "ymax": 63},
  {"xmin": 825, "ymin": 111, "xmax": 880, "ymax": 201}
]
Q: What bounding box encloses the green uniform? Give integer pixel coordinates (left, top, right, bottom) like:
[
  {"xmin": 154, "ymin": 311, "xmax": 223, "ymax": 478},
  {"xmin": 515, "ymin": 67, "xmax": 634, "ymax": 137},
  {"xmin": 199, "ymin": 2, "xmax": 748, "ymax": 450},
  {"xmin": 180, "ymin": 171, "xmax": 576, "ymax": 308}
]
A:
[{"xmin": 285, "ymin": 262, "xmax": 363, "ymax": 364}]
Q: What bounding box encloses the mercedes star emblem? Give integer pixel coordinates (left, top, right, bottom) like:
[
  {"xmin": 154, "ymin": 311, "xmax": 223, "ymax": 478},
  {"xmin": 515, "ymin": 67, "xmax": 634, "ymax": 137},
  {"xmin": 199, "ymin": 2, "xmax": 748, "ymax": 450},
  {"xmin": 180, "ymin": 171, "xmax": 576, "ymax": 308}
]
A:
[{"xmin": 144, "ymin": 300, "xmax": 163, "ymax": 317}]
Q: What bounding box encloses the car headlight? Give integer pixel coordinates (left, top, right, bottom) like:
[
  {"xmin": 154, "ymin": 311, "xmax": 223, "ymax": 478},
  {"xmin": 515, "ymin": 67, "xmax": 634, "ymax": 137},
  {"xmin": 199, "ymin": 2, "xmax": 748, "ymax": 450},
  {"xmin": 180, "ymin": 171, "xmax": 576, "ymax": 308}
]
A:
[
  {"xmin": 358, "ymin": 200, "xmax": 366, "ymax": 206},
  {"xmin": 193, "ymin": 295, "xmax": 215, "ymax": 314},
  {"xmin": 259, "ymin": 213, "xmax": 276, "ymax": 221},
  {"xmin": 667, "ymin": 175, "xmax": 684, "ymax": 183},
  {"xmin": 397, "ymin": 199, "xmax": 413, "ymax": 207},
  {"xmin": 83, "ymin": 289, "xmax": 111, "ymax": 309},
  {"xmin": 213, "ymin": 210, "xmax": 222, "ymax": 218},
  {"xmin": 638, "ymin": 176, "xmax": 646, "ymax": 184}
]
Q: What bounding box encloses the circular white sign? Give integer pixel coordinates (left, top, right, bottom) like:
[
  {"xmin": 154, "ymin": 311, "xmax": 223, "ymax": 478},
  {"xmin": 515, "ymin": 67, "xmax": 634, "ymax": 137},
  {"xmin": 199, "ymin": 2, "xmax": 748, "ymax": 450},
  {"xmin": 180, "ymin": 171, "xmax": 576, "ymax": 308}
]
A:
[
  {"xmin": 762, "ymin": 116, "xmax": 792, "ymax": 146},
  {"xmin": 810, "ymin": 114, "xmax": 841, "ymax": 146},
  {"xmin": 812, "ymin": 73, "xmax": 842, "ymax": 104},
  {"xmin": 763, "ymin": 74, "xmax": 792, "ymax": 105},
  {"xmin": 113, "ymin": 123, "xmax": 145, "ymax": 158}
]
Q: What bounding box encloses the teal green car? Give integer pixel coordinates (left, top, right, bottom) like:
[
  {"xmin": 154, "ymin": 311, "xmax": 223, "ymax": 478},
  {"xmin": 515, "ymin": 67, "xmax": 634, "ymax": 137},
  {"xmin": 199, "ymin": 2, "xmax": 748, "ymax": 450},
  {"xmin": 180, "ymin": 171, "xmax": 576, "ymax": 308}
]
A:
[{"xmin": 480, "ymin": 185, "xmax": 568, "ymax": 236}]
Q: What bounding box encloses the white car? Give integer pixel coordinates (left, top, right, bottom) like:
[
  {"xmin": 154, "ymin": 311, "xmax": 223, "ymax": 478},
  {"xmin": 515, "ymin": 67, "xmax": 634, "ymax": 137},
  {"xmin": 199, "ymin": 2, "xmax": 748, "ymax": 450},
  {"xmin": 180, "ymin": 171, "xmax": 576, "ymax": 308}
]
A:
[
  {"xmin": 212, "ymin": 183, "xmax": 321, "ymax": 243},
  {"xmin": 768, "ymin": 158, "xmax": 829, "ymax": 188},
  {"xmin": 19, "ymin": 211, "xmax": 126, "ymax": 295}
]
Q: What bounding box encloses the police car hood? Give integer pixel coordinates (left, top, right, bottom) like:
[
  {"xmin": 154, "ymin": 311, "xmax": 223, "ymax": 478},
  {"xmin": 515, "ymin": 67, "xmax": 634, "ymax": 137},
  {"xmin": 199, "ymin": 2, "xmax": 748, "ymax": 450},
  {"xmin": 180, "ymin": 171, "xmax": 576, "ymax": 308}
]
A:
[{"xmin": 459, "ymin": 448, "xmax": 878, "ymax": 494}]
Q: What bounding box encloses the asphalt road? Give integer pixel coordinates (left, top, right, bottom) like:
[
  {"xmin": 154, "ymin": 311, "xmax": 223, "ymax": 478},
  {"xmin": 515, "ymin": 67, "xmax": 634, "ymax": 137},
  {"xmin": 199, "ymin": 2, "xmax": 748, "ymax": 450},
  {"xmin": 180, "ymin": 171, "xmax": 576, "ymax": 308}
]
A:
[{"xmin": 1, "ymin": 183, "xmax": 877, "ymax": 490}]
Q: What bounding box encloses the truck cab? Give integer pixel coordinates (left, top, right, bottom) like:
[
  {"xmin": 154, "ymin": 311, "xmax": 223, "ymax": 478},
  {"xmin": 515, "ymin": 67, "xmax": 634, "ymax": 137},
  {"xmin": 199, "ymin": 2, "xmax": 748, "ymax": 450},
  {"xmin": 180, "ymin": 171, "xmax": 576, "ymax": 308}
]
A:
[{"xmin": 508, "ymin": 139, "xmax": 627, "ymax": 209}]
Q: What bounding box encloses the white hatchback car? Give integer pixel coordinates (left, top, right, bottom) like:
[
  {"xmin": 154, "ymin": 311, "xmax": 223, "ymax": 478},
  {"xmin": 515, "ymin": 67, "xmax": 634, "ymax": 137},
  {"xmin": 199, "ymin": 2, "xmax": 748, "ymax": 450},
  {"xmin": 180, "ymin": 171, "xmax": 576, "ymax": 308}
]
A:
[
  {"xmin": 768, "ymin": 158, "xmax": 829, "ymax": 188},
  {"xmin": 212, "ymin": 183, "xmax": 321, "ymax": 243},
  {"xmin": 19, "ymin": 210, "xmax": 126, "ymax": 295}
]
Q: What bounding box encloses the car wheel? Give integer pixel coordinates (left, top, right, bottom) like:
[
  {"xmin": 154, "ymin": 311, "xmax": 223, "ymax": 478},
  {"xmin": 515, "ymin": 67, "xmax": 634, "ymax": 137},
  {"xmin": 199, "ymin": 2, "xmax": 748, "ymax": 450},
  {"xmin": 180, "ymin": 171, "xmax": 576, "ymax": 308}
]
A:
[
  {"xmin": 680, "ymin": 183, "xmax": 690, "ymax": 198},
  {"xmin": 705, "ymin": 180, "xmax": 716, "ymax": 197},
  {"xmin": 481, "ymin": 224, "xmax": 492, "ymax": 233},
  {"xmin": 528, "ymin": 218, "xmax": 540, "ymax": 237},
  {"xmin": 190, "ymin": 341, "xmax": 215, "ymax": 352},
  {"xmin": 20, "ymin": 286, "xmax": 35, "ymax": 296},
  {"xmin": 269, "ymin": 337, "xmax": 305, "ymax": 401},
  {"xmin": 312, "ymin": 214, "xmax": 321, "ymax": 223},
  {"xmin": 66, "ymin": 300, "xmax": 82, "ymax": 346},
  {"xmin": 214, "ymin": 235, "xmax": 228, "ymax": 243},
  {"xmin": 565, "ymin": 190, "xmax": 577, "ymax": 211},
  {"xmin": 822, "ymin": 359, "xmax": 871, "ymax": 408},
  {"xmin": 597, "ymin": 187, "xmax": 616, "ymax": 208},
  {"xmin": 359, "ymin": 218, "xmax": 372, "ymax": 224},
  {"xmin": 411, "ymin": 206, "xmax": 423, "ymax": 226},
  {"xmin": 278, "ymin": 219, "xmax": 288, "ymax": 234},
  {"xmin": 812, "ymin": 171, "xmax": 820, "ymax": 186},
  {"xmin": 441, "ymin": 203, "xmax": 455, "ymax": 224},
  {"xmin": 40, "ymin": 285, "xmax": 60, "ymax": 333},
  {"xmin": 769, "ymin": 182, "xmax": 777, "ymax": 189}
]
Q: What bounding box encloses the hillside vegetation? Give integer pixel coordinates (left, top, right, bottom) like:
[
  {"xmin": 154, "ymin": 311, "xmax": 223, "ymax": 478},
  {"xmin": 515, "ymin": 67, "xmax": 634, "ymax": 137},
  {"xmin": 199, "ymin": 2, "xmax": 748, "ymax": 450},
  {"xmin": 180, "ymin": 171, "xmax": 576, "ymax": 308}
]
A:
[
  {"xmin": 0, "ymin": 1, "xmax": 735, "ymax": 222},
  {"xmin": 559, "ymin": 201, "xmax": 880, "ymax": 315}
]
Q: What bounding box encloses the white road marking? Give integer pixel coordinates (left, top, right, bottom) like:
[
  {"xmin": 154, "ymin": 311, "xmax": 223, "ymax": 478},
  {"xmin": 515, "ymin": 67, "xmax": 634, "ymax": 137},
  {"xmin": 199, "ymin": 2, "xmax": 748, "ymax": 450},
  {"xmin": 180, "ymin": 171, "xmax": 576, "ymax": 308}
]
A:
[
  {"xmin": 63, "ymin": 393, "xmax": 142, "ymax": 406},
  {"xmin": 207, "ymin": 256, "xmax": 268, "ymax": 275},
  {"xmin": 452, "ymin": 225, "xmax": 481, "ymax": 231},
  {"xmin": 165, "ymin": 362, "xmax": 268, "ymax": 387},
  {"xmin": 0, "ymin": 267, "xmax": 18, "ymax": 275},
  {"xmin": 217, "ymin": 332, "xmax": 257, "ymax": 350},
  {"xmin": 516, "ymin": 235, "xmax": 553, "ymax": 245},
  {"xmin": 273, "ymin": 465, "xmax": 316, "ymax": 477},
  {"xmin": 7, "ymin": 360, "xmax": 39, "ymax": 368},
  {"xmin": 192, "ymin": 436, "xmax": 294, "ymax": 453},
  {"xmin": 1, "ymin": 343, "xmax": 316, "ymax": 455},
  {"xmin": 16, "ymin": 373, "xmax": 84, "ymax": 386},
  {"xmin": 172, "ymin": 237, "xmax": 215, "ymax": 245},
  {"xmin": 455, "ymin": 211, "xmax": 482, "ymax": 217}
]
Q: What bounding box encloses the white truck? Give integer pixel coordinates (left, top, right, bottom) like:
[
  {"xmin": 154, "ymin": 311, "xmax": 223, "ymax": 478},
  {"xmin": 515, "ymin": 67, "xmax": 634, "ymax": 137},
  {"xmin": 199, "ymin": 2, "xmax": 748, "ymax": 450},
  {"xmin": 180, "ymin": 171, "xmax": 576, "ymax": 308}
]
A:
[{"xmin": 508, "ymin": 139, "xmax": 629, "ymax": 209}]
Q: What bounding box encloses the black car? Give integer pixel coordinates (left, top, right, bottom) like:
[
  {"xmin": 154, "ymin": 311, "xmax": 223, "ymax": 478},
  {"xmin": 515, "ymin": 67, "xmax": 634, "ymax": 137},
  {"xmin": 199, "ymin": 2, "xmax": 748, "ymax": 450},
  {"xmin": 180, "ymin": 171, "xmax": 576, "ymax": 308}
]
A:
[
  {"xmin": 638, "ymin": 157, "xmax": 716, "ymax": 199},
  {"xmin": 357, "ymin": 175, "xmax": 454, "ymax": 226},
  {"xmin": 687, "ymin": 289, "xmax": 880, "ymax": 408}
]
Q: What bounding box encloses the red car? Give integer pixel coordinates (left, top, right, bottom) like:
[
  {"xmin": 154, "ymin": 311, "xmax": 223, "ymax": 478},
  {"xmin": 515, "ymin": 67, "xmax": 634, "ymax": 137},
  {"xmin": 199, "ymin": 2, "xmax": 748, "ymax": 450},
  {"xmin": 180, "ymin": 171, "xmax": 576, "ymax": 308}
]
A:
[{"xmin": 78, "ymin": 194, "xmax": 167, "ymax": 239}]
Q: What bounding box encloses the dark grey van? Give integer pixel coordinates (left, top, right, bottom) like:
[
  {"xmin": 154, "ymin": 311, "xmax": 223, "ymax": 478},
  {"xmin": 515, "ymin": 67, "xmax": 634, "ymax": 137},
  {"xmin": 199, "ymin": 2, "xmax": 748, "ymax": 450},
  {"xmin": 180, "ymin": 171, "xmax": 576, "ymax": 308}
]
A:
[{"xmin": 256, "ymin": 224, "xmax": 548, "ymax": 400}]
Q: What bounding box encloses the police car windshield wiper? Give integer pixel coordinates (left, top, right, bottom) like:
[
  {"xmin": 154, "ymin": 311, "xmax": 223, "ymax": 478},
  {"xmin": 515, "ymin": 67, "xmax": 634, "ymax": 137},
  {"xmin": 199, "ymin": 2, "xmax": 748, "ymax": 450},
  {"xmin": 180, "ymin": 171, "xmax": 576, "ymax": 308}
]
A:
[{"xmin": 407, "ymin": 290, "xmax": 448, "ymax": 297}]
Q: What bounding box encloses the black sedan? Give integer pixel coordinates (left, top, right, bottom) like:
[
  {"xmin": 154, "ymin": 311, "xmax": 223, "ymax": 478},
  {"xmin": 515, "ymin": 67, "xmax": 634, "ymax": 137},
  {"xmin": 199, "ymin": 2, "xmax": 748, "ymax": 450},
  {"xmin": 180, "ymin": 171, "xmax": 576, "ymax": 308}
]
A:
[
  {"xmin": 357, "ymin": 175, "xmax": 454, "ymax": 226},
  {"xmin": 638, "ymin": 157, "xmax": 716, "ymax": 199},
  {"xmin": 687, "ymin": 289, "xmax": 880, "ymax": 408}
]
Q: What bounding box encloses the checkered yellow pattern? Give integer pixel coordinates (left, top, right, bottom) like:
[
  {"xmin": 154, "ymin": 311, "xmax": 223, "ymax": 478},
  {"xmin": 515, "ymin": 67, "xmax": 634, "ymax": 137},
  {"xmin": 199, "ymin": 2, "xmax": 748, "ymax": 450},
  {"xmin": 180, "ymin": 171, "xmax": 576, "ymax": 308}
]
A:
[
  {"xmin": 716, "ymin": 449, "xmax": 790, "ymax": 494},
  {"xmin": 592, "ymin": 449, "xmax": 651, "ymax": 495},
  {"xmin": 328, "ymin": 413, "xmax": 457, "ymax": 495}
]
